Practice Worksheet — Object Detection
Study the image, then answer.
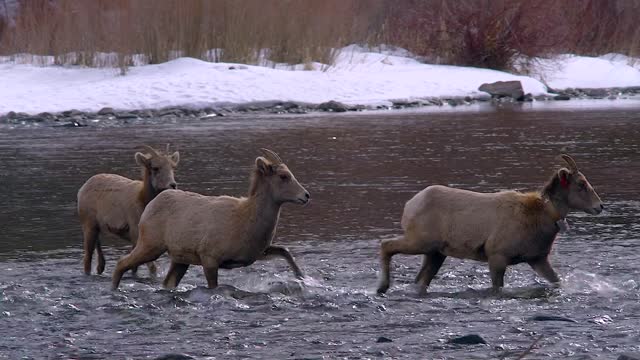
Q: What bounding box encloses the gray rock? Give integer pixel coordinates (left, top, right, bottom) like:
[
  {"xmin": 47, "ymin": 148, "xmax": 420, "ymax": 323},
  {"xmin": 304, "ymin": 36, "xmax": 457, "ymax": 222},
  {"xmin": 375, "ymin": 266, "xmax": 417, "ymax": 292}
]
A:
[
  {"xmin": 116, "ymin": 112, "xmax": 138, "ymax": 120},
  {"xmin": 448, "ymin": 334, "xmax": 487, "ymax": 345},
  {"xmin": 376, "ymin": 336, "xmax": 393, "ymax": 343},
  {"xmin": 62, "ymin": 109, "xmax": 82, "ymax": 117},
  {"xmin": 154, "ymin": 355, "xmax": 195, "ymax": 360},
  {"xmin": 20, "ymin": 116, "xmax": 46, "ymax": 122},
  {"xmin": 530, "ymin": 314, "xmax": 577, "ymax": 323},
  {"xmin": 392, "ymin": 100, "xmax": 421, "ymax": 108},
  {"xmin": 618, "ymin": 353, "xmax": 640, "ymax": 360},
  {"xmin": 56, "ymin": 120, "xmax": 87, "ymax": 128},
  {"xmin": 479, "ymin": 81, "xmax": 524, "ymax": 100},
  {"xmin": 159, "ymin": 107, "xmax": 184, "ymax": 117},
  {"xmin": 317, "ymin": 100, "xmax": 348, "ymax": 112},
  {"xmin": 97, "ymin": 107, "xmax": 115, "ymax": 115},
  {"xmin": 37, "ymin": 112, "xmax": 55, "ymax": 119},
  {"xmin": 583, "ymin": 88, "xmax": 608, "ymax": 98},
  {"xmin": 553, "ymin": 95, "xmax": 571, "ymax": 101},
  {"xmin": 279, "ymin": 101, "xmax": 300, "ymax": 110},
  {"xmin": 447, "ymin": 99, "xmax": 459, "ymax": 106}
]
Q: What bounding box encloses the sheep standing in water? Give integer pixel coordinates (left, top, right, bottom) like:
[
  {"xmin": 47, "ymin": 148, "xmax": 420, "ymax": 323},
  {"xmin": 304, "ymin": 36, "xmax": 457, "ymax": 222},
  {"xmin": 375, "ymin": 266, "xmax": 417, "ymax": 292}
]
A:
[
  {"xmin": 77, "ymin": 145, "xmax": 179, "ymax": 275},
  {"xmin": 377, "ymin": 155, "xmax": 603, "ymax": 294},
  {"xmin": 111, "ymin": 149, "xmax": 310, "ymax": 290}
]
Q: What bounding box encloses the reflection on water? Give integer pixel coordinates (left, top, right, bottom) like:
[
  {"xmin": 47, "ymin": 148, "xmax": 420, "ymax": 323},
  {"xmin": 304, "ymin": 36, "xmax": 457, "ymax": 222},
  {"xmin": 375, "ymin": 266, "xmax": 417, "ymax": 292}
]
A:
[{"xmin": 1, "ymin": 105, "xmax": 639, "ymax": 358}]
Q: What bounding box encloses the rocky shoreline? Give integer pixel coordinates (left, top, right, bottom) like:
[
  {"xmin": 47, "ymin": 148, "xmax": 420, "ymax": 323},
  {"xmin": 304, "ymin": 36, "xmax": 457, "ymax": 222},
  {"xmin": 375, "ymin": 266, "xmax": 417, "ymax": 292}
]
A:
[{"xmin": 1, "ymin": 86, "xmax": 639, "ymax": 127}]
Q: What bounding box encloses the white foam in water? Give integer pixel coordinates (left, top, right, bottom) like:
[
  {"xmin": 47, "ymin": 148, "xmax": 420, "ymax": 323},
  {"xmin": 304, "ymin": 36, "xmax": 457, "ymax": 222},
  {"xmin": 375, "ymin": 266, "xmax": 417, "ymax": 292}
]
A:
[{"xmin": 562, "ymin": 270, "xmax": 622, "ymax": 295}]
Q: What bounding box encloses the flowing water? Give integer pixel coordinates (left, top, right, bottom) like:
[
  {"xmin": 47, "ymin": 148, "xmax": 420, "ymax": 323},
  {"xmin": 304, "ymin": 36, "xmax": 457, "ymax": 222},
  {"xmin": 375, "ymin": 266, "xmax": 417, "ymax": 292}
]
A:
[{"xmin": 1, "ymin": 102, "xmax": 639, "ymax": 359}]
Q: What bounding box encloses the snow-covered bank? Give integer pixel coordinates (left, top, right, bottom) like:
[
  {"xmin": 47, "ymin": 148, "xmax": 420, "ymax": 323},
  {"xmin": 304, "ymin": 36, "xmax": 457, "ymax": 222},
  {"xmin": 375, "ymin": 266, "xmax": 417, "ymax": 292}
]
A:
[
  {"xmin": 528, "ymin": 54, "xmax": 640, "ymax": 90},
  {"xmin": 1, "ymin": 47, "xmax": 639, "ymax": 115}
]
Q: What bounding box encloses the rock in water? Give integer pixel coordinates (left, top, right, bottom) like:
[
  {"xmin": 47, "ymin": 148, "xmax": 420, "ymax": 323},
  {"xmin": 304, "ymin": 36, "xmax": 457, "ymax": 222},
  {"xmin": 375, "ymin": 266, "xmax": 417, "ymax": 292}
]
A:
[
  {"xmin": 478, "ymin": 81, "xmax": 525, "ymax": 100},
  {"xmin": 376, "ymin": 336, "xmax": 393, "ymax": 343},
  {"xmin": 154, "ymin": 354, "xmax": 195, "ymax": 360},
  {"xmin": 618, "ymin": 353, "xmax": 640, "ymax": 360},
  {"xmin": 530, "ymin": 314, "xmax": 577, "ymax": 323},
  {"xmin": 448, "ymin": 334, "xmax": 487, "ymax": 345}
]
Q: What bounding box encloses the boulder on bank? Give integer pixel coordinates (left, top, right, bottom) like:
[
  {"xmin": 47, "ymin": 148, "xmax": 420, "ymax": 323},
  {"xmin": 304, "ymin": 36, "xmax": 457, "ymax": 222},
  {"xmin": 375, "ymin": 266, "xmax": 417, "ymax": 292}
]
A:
[
  {"xmin": 317, "ymin": 100, "xmax": 349, "ymax": 112},
  {"xmin": 479, "ymin": 81, "xmax": 525, "ymax": 100},
  {"xmin": 97, "ymin": 107, "xmax": 115, "ymax": 115}
]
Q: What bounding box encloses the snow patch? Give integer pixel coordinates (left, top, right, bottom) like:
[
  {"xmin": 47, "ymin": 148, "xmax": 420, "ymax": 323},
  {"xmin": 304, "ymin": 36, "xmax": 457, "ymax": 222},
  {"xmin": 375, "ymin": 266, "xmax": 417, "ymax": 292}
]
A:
[{"xmin": 0, "ymin": 46, "xmax": 639, "ymax": 115}]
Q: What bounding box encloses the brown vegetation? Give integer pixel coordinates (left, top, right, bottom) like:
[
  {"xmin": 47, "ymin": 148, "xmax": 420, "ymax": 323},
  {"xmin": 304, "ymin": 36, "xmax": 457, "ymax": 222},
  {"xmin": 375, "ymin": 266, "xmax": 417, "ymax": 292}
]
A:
[{"xmin": 0, "ymin": 0, "xmax": 638, "ymax": 71}]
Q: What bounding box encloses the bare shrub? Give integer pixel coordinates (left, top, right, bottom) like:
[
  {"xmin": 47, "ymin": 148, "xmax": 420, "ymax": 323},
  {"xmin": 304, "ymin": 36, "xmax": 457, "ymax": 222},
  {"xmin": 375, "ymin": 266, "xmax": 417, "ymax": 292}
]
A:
[{"xmin": 383, "ymin": 0, "xmax": 569, "ymax": 70}]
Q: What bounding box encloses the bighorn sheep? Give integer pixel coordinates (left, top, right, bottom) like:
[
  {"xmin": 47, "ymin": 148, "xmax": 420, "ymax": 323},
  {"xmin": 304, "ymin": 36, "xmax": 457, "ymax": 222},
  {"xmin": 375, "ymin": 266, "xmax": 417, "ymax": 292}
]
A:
[
  {"xmin": 377, "ymin": 155, "xmax": 603, "ymax": 294},
  {"xmin": 78, "ymin": 145, "xmax": 180, "ymax": 275},
  {"xmin": 111, "ymin": 148, "xmax": 310, "ymax": 290}
]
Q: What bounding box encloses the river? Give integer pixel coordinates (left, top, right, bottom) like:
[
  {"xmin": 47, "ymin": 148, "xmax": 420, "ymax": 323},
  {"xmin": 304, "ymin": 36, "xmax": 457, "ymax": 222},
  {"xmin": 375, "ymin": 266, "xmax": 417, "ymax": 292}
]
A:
[{"xmin": 1, "ymin": 101, "xmax": 639, "ymax": 359}]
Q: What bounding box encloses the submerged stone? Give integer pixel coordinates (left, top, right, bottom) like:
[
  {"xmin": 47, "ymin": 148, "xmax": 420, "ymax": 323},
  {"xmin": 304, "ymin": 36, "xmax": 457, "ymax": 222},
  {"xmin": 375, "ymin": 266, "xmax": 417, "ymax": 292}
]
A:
[
  {"xmin": 618, "ymin": 353, "xmax": 640, "ymax": 360},
  {"xmin": 154, "ymin": 354, "xmax": 195, "ymax": 360},
  {"xmin": 376, "ymin": 336, "xmax": 393, "ymax": 343},
  {"xmin": 530, "ymin": 314, "xmax": 577, "ymax": 323},
  {"xmin": 448, "ymin": 334, "xmax": 487, "ymax": 345}
]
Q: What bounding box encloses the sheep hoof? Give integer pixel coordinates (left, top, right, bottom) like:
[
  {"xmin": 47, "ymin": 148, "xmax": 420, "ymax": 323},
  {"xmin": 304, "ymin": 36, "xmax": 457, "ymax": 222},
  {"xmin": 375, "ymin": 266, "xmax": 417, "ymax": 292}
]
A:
[
  {"xmin": 96, "ymin": 264, "xmax": 105, "ymax": 275},
  {"xmin": 376, "ymin": 285, "xmax": 389, "ymax": 295}
]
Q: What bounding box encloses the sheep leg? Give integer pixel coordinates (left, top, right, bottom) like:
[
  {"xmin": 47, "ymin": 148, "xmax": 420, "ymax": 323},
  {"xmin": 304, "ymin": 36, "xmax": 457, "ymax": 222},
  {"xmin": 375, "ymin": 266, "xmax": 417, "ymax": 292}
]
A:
[
  {"xmin": 528, "ymin": 258, "xmax": 560, "ymax": 285},
  {"xmin": 146, "ymin": 262, "xmax": 158, "ymax": 277},
  {"xmin": 95, "ymin": 239, "xmax": 106, "ymax": 274},
  {"xmin": 82, "ymin": 223, "xmax": 99, "ymax": 275},
  {"xmin": 415, "ymin": 252, "xmax": 447, "ymax": 295},
  {"xmin": 111, "ymin": 245, "xmax": 164, "ymax": 290},
  {"xmin": 262, "ymin": 246, "xmax": 304, "ymax": 279},
  {"xmin": 203, "ymin": 266, "xmax": 219, "ymax": 289},
  {"xmin": 488, "ymin": 255, "xmax": 508, "ymax": 292},
  {"xmin": 163, "ymin": 262, "xmax": 190, "ymax": 289},
  {"xmin": 377, "ymin": 236, "xmax": 422, "ymax": 294}
]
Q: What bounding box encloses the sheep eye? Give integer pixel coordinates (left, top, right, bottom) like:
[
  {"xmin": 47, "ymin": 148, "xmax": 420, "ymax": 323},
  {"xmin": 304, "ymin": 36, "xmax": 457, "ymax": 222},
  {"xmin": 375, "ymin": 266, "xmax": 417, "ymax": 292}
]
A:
[
  {"xmin": 280, "ymin": 174, "xmax": 289, "ymax": 181},
  {"xmin": 152, "ymin": 167, "xmax": 160, "ymax": 172}
]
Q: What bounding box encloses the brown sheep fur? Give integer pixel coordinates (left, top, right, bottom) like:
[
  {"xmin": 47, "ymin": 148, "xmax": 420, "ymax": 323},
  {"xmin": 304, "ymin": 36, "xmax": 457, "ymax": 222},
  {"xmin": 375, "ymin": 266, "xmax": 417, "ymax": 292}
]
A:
[{"xmin": 377, "ymin": 155, "xmax": 603, "ymax": 295}]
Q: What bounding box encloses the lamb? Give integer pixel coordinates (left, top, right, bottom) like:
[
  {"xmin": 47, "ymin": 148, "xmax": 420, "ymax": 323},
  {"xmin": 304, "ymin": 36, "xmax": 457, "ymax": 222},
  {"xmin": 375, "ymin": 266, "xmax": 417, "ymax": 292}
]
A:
[
  {"xmin": 377, "ymin": 154, "xmax": 603, "ymax": 294},
  {"xmin": 111, "ymin": 148, "xmax": 310, "ymax": 290},
  {"xmin": 77, "ymin": 145, "xmax": 180, "ymax": 275}
]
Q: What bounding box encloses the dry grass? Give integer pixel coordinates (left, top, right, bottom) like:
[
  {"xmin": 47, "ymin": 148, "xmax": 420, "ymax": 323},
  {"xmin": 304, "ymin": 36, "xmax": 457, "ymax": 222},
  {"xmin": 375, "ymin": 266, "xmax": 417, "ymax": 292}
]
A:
[
  {"xmin": 0, "ymin": 0, "xmax": 384, "ymax": 69},
  {"xmin": 0, "ymin": 0, "xmax": 639, "ymax": 71}
]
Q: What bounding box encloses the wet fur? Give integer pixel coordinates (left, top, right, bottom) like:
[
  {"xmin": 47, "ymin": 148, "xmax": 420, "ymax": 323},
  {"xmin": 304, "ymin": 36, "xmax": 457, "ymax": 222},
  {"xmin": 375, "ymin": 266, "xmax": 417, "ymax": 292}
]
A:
[
  {"xmin": 378, "ymin": 161, "xmax": 603, "ymax": 295},
  {"xmin": 77, "ymin": 147, "xmax": 178, "ymax": 275},
  {"xmin": 111, "ymin": 153, "xmax": 309, "ymax": 290}
]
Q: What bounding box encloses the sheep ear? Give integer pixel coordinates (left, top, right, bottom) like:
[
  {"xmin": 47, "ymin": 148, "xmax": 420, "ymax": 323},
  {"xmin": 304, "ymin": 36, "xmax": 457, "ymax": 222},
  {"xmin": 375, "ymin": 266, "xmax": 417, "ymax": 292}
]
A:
[
  {"xmin": 170, "ymin": 151, "xmax": 180, "ymax": 165},
  {"xmin": 135, "ymin": 152, "xmax": 151, "ymax": 167},
  {"xmin": 558, "ymin": 168, "xmax": 571, "ymax": 188},
  {"xmin": 255, "ymin": 157, "xmax": 272, "ymax": 175}
]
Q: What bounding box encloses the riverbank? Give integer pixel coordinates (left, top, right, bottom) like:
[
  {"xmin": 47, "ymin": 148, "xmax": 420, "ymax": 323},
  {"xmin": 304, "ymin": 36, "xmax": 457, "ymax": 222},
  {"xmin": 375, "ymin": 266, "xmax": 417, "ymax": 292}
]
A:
[{"xmin": 1, "ymin": 46, "xmax": 639, "ymax": 122}]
